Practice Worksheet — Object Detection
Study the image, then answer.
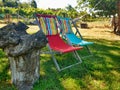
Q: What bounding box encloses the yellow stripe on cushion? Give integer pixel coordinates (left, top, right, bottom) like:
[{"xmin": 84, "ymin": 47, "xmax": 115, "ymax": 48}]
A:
[
  {"xmin": 39, "ymin": 17, "xmax": 48, "ymax": 35},
  {"xmin": 49, "ymin": 18, "xmax": 57, "ymax": 35}
]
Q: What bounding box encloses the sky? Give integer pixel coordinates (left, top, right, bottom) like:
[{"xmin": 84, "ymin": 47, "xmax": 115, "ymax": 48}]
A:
[{"xmin": 20, "ymin": 0, "xmax": 77, "ymax": 9}]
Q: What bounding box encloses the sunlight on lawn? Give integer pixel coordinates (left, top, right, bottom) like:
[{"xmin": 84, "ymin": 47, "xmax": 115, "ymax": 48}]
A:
[
  {"xmin": 109, "ymin": 50, "xmax": 120, "ymax": 56},
  {"xmin": 61, "ymin": 78, "xmax": 81, "ymax": 90},
  {"xmin": 40, "ymin": 68, "xmax": 46, "ymax": 76},
  {"xmin": 0, "ymin": 58, "xmax": 8, "ymax": 72},
  {"xmin": 111, "ymin": 71, "xmax": 120, "ymax": 78},
  {"xmin": 90, "ymin": 80, "xmax": 107, "ymax": 89}
]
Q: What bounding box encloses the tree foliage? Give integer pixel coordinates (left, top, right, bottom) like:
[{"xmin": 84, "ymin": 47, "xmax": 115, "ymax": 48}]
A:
[
  {"xmin": 2, "ymin": 0, "xmax": 18, "ymax": 7},
  {"xmin": 77, "ymin": 0, "xmax": 117, "ymax": 16},
  {"xmin": 31, "ymin": 0, "xmax": 37, "ymax": 8},
  {"xmin": 1, "ymin": 0, "xmax": 37, "ymax": 8},
  {"xmin": 65, "ymin": 4, "xmax": 78, "ymax": 18}
]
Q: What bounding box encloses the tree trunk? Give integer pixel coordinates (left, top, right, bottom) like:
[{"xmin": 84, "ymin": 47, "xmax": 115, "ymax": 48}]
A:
[
  {"xmin": 117, "ymin": 0, "xmax": 120, "ymax": 34},
  {"xmin": 0, "ymin": 22, "xmax": 47, "ymax": 90},
  {"xmin": 8, "ymin": 50, "xmax": 40, "ymax": 90}
]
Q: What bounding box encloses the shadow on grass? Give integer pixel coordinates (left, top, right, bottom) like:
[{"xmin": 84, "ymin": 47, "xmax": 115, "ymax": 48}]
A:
[
  {"xmin": 0, "ymin": 38, "xmax": 120, "ymax": 90},
  {"xmin": 33, "ymin": 39, "xmax": 120, "ymax": 90}
]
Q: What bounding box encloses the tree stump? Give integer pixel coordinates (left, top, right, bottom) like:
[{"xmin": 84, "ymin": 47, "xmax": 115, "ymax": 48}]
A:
[
  {"xmin": 80, "ymin": 23, "xmax": 88, "ymax": 28},
  {"xmin": 0, "ymin": 22, "xmax": 47, "ymax": 90}
]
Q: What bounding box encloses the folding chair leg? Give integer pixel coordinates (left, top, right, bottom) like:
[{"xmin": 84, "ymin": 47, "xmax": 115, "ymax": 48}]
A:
[
  {"xmin": 47, "ymin": 44, "xmax": 82, "ymax": 71},
  {"xmin": 57, "ymin": 51, "xmax": 82, "ymax": 71},
  {"xmin": 79, "ymin": 46, "xmax": 94, "ymax": 59},
  {"xmin": 59, "ymin": 51, "xmax": 82, "ymax": 71},
  {"xmin": 47, "ymin": 44, "xmax": 61, "ymax": 71},
  {"xmin": 52, "ymin": 54, "xmax": 61, "ymax": 71},
  {"xmin": 85, "ymin": 46, "xmax": 92, "ymax": 55},
  {"xmin": 73, "ymin": 51, "xmax": 82, "ymax": 63},
  {"xmin": 52, "ymin": 52, "xmax": 82, "ymax": 71},
  {"xmin": 60, "ymin": 51, "xmax": 82, "ymax": 71},
  {"xmin": 73, "ymin": 21, "xmax": 93, "ymax": 56}
]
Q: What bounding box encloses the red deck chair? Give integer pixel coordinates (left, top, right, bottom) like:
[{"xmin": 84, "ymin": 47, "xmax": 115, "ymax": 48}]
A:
[{"xmin": 35, "ymin": 14, "xmax": 83, "ymax": 71}]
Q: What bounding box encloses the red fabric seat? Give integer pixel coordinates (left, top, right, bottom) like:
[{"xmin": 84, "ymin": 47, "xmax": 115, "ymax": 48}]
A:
[{"xmin": 47, "ymin": 34, "xmax": 83, "ymax": 53}]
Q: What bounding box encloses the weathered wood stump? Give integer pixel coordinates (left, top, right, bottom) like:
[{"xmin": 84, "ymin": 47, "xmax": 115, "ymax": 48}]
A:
[
  {"xmin": 80, "ymin": 23, "xmax": 88, "ymax": 28},
  {"xmin": 0, "ymin": 22, "xmax": 47, "ymax": 90}
]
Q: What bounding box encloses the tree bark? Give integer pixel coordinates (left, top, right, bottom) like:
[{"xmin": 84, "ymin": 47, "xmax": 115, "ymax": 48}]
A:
[
  {"xmin": 0, "ymin": 22, "xmax": 47, "ymax": 90},
  {"xmin": 117, "ymin": 0, "xmax": 120, "ymax": 34},
  {"xmin": 8, "ymin": 50, "xmax": 40, "ymax": 90}
]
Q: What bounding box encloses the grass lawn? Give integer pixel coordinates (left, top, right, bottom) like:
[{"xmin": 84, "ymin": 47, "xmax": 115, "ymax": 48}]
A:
[{"xmin": 0, "ymin": 21, "xmax": 120, "ymax": 90}]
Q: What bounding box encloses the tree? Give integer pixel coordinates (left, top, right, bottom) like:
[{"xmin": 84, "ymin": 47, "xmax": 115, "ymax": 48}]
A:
[
  {"xmin": 77, "ymin": 0, "xmax": 120, "ymax": 35},
  {"xmin": 2, "ymin": 0, "xmax": 6, "ymax": 6},
  {"xmin": 77, "ymin": 0, "xmax": 117, "ymax": 17},
  {"xmin": 0, "ymin": 1, "xmax": 3, "ymax": 7},
  {"xmin": 19, "ymin": 2, "xmax": 31, "ymax": 8},
  {"xmin": 31, "ymin": 0, "xmax": 37, "ymax": 8},
  {"xmin": 2, "ymin": 0, "xmax": 5, "ymax": 3},
  {"xmin": 65, "ymin": 4, "xmax": 78, "ymax": 18},
  {"xmin": 2, "ymin": 0, "xmax": 18, "ymax": 7},
  {"xmin": 116, "ymin": 0, "xmax": 120, "ymax": 34}
]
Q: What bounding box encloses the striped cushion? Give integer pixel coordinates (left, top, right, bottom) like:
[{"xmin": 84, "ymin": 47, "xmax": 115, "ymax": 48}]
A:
[
  {"xmin": 58, "ymin": 17, "xmax": 72, "ymax": 33},
  {"xmin": 39, "ymin": 17, "xmax": 47, "ymax": 35},
  {"xmin": 38, "ymin": 17, "xmax": 58, "ymax": 35}
]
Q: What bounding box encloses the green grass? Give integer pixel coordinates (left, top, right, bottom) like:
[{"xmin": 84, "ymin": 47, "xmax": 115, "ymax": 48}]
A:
[
  {"xmin": 0, "ymin": 21, "xmax": 120, "ymax": 90},
  {"xmin": 0, "ymin": 38, "xmax": 120, "ymax": 90}
]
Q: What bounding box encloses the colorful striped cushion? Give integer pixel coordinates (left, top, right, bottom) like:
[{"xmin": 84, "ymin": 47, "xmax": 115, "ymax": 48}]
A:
[
  {"xmin": 38, "ymin": 17, "xmax": 58, "ymax": 35},
  {"xmin": 39, "ymin": 17, "xmax": 48, "ymax": 35},
  {"xmin": 58, "ymin": 17, "xmax": 73, "ymax": 33}
]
